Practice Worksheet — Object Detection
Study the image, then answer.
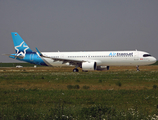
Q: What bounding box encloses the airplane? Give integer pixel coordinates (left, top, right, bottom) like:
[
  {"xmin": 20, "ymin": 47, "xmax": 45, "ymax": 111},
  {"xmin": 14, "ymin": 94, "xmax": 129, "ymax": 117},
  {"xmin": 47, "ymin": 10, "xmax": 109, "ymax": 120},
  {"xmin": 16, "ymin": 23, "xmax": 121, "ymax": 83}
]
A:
[{"xmin": 3, "ymin": 32, "xmax": 157, "ymax": 72}]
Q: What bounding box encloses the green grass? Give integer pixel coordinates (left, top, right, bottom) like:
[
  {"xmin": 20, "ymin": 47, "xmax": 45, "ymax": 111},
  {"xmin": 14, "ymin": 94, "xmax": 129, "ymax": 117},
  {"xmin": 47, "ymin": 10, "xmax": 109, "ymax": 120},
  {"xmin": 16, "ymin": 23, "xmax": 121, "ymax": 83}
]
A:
[
  {"xmin": 0, "ymin": 89, "xmax": 158, "ymax": 119},
  {"xmin": 1, "ymin": 71, "xmax": 158, "ymax": 90},
  {"xmin": 0, "ymin": 70, "xmax": 158, "ymax": 119},
  {"xmin": 0, "ymin": 63, "xmax": 37, "ymax": 67}
]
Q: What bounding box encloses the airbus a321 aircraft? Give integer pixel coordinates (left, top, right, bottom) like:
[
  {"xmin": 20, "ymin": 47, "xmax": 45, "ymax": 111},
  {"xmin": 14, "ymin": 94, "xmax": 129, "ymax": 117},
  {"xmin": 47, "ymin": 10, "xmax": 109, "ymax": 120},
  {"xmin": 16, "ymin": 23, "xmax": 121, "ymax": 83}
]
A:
[{"xmin": 4, "ymin": 32, "xmax": 157, "ymax": 72}]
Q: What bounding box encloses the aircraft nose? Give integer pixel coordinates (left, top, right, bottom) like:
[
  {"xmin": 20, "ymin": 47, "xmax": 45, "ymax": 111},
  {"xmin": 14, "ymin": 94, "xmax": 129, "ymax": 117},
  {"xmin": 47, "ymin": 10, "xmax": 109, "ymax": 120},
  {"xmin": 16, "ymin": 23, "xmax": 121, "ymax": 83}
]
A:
[{"xmin": 151, "ymin": 57, "xmax": 157, "ymax": 64}]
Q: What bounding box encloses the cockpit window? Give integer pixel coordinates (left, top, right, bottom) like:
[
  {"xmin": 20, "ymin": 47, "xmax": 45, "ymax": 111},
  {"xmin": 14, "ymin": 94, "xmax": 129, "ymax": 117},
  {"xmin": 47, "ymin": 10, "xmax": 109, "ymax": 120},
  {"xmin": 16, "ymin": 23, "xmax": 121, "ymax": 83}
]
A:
[{"xmin": 143, "ymin": 54, "xmax": 151, "ymax": 57}]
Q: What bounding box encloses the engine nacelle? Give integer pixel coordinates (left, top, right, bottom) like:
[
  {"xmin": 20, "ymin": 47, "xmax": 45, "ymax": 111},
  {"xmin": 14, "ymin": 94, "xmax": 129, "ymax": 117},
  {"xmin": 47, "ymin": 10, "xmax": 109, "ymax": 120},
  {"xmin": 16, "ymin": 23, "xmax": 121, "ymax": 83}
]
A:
[
  {"xmin": 96, "ymin": 66, "xmax": 110, "ymax": 71},
  {"xmin": 82, "ymin": 62, "xmax": 97, "ymax": 71}
]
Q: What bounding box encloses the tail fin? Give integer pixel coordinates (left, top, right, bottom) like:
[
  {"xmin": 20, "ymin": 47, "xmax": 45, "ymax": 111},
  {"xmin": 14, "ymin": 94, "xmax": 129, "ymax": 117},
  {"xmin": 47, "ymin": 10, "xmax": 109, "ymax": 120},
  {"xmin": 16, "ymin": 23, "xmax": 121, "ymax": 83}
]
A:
[{"xmin": 11, "ymin": 32, "xmax": 33, "ymax": 54}]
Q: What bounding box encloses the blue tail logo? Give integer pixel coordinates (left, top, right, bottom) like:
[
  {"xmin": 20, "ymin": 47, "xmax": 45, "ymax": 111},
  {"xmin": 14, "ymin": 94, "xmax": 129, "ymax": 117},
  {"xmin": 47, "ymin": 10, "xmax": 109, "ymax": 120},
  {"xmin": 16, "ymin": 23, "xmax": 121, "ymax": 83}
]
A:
[
  {"xmin": 11, "ymin": 32, "xmax": 33, "ymax": 57},
  {"xmin": 15, "ymin": 41, "xmax": 29, "ymax": 56}
]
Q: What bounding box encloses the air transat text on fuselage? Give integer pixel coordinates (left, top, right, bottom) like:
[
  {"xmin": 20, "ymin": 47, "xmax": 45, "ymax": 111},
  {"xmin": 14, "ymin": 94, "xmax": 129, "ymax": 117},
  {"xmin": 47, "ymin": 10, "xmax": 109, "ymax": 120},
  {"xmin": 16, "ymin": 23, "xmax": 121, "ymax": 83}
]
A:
[{"xmin": 109, "ymin": 52, "xmax": 133, "ymax": 57}]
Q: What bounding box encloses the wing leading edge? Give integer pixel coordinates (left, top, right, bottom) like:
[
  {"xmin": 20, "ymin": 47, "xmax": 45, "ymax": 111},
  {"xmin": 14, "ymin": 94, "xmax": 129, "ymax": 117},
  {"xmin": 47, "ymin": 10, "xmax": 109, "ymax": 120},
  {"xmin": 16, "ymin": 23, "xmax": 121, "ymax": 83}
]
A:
[{"xmin": 35, "ymin": 48, "xmax": 86, "ymax": 66}]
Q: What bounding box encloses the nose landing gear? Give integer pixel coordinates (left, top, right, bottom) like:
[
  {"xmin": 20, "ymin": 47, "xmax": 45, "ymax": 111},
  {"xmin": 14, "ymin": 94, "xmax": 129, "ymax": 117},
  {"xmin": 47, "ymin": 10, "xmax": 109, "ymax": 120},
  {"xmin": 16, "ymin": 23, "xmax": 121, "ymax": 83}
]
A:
[{"xmin": 136, "ymin": 65, "xmax": 140, "ymax": 71}]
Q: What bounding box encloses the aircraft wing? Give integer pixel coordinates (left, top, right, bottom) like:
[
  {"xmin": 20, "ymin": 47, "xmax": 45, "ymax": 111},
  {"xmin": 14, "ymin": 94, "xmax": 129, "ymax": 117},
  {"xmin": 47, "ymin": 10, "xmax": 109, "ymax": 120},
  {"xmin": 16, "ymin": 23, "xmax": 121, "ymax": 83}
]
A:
[{"xmin": 36, "ymin": 48, "xmax": 86, "ymax": 65}]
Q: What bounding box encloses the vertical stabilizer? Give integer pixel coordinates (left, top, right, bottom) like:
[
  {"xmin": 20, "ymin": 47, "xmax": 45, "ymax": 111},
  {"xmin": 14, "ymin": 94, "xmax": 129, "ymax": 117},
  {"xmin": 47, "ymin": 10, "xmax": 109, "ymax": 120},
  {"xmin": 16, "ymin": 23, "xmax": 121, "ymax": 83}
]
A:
[{"xmin": 11, "ymin": 32, "xmax": 33, "ymax": 55}]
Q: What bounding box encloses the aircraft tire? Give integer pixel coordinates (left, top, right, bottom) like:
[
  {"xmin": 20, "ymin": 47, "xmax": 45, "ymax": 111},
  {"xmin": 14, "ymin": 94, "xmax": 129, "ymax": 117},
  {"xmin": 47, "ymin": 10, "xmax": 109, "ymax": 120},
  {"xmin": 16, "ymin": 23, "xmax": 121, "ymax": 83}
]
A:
[{"xmin": 73, "ymin": 68, "xmax": 79, "ymax": 72}]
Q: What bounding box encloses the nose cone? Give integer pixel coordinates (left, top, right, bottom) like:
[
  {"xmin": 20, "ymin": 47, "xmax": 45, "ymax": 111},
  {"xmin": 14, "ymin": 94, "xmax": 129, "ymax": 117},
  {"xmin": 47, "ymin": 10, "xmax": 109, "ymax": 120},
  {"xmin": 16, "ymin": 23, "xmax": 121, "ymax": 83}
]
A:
[{"xmin": 151, "ymin": 57, "xmax": 157, "ymax": 64}]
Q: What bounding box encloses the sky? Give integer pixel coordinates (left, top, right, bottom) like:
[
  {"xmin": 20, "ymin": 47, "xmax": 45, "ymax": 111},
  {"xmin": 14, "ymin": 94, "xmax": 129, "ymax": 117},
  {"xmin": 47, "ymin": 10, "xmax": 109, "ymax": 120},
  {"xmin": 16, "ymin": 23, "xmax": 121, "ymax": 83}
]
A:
[{"xmin": 0, "ymin": 0, "xmax": 158, "ymax": 62}]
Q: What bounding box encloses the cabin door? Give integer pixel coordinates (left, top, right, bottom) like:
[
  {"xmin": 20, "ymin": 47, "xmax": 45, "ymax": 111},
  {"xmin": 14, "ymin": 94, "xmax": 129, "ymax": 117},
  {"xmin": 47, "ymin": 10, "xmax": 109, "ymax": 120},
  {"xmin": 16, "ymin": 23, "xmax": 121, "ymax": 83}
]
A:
[{"xmin": 134, "ymin": 52, "xmax": 139, "ymax": 61}]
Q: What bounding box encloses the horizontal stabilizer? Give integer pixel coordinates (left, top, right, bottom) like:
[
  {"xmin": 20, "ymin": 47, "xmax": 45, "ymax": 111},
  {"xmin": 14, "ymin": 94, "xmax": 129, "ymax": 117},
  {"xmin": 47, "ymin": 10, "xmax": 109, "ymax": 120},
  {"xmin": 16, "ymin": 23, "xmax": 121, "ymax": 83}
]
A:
[{"xmin": 2, "ymin": 54, "xmax": 24, "ymax": 59}]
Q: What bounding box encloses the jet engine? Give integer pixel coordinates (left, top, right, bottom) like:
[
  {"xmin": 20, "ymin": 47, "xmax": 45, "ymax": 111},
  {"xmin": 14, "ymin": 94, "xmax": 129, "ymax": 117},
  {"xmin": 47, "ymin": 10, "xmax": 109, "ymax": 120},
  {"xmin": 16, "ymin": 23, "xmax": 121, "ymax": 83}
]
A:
[
  {"xmin": 82, "ymin": 62, "xmax": 97, "ymax": 71},
  {"xmin": 96, "ymin": 66, "xmax": 110, "ymax": 71}
]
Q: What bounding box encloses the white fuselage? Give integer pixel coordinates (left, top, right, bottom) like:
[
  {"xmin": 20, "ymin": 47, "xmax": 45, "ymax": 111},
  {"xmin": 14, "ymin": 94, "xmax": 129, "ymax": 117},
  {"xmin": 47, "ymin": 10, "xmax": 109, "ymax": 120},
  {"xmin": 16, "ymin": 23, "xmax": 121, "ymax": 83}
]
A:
[
  {"xmin": 40, "ymin": 51, "xmax": 156, "ymax": 67},
  {"xmin": 9, "ymin": 32, "xmax": 157, "ymax": 72}
]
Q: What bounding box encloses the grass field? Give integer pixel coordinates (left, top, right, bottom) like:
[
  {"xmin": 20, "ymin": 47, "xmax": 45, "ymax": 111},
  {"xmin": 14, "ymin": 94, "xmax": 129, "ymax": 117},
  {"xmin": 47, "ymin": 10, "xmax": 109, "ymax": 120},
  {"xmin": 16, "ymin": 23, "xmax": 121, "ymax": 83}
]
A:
[{"xmin": 0, "ymin": 65, "xmax": 158, "ymax": 119}]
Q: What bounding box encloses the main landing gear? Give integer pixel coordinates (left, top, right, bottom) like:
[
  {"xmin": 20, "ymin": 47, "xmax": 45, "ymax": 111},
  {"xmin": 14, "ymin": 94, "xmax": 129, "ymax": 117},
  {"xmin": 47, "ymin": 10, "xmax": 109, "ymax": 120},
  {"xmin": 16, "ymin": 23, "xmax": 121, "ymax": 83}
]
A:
[
  {"xmin": 73, "ymin": 68, "xmax": 79, "ymax": 72},
  {"xmin": 136, "ymin": 65, "xmax": 140, "ymax": 71}
]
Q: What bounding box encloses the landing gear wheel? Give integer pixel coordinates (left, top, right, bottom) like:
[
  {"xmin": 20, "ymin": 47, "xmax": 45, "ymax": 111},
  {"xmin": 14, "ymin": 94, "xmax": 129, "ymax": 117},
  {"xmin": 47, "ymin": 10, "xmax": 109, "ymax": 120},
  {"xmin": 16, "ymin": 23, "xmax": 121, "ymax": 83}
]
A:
[
  {"xmin": 136, "ymin": 65, "xmax": 140, "ymax": 71},
  {"xmin": 73, "ymin": 68, "xmax": 79, "ymax": 72}
]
